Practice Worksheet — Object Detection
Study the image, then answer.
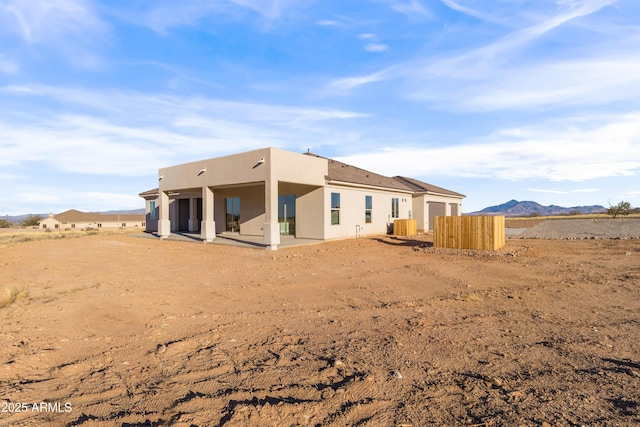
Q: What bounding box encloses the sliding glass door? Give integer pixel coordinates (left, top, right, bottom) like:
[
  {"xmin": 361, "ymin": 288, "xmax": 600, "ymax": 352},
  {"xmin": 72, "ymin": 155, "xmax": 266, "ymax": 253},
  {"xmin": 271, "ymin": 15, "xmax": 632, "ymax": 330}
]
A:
[
  {"xmin": 225, "ymin": 197, "xmax": 240, "ymax": 232},
  {"xmin": 278, "ymin": 194, "xmax": 296, "ymax": 236}
]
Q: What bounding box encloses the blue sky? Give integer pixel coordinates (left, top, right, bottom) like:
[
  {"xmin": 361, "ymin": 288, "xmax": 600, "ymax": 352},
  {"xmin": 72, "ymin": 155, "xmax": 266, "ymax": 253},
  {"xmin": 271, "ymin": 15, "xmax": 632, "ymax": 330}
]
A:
[{"xmin": 1, "ymin": 0, "xmax": 639, "ymax": 215}]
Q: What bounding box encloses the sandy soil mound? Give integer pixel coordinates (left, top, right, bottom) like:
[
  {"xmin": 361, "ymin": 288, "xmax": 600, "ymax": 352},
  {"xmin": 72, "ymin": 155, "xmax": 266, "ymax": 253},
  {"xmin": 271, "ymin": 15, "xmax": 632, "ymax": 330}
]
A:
[{"xmin": 1, "ymin": 233, "xmax": 639, "ymax": 426}]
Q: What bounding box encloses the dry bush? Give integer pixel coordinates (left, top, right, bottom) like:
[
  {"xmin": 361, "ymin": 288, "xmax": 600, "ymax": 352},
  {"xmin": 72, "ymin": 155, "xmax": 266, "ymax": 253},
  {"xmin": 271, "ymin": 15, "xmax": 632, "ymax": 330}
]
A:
[{"xmin": 0, "ymin": 287, "xmax": 20, "ymax": 308}]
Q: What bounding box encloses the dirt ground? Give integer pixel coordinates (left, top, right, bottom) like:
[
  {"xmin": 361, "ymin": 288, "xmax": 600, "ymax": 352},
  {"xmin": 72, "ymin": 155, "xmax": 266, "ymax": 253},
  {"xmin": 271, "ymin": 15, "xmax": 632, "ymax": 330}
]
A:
[{"xmin": 1, "ymin": 230, "xmax": 639, "ymax": 426}]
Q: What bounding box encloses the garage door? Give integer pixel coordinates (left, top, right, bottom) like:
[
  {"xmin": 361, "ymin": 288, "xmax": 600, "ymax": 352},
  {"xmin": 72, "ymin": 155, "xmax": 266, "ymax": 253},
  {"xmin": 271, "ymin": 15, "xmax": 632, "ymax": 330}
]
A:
[{"xmin": 428, "ymin": 201, "xmax": 446, "ymax": 231}]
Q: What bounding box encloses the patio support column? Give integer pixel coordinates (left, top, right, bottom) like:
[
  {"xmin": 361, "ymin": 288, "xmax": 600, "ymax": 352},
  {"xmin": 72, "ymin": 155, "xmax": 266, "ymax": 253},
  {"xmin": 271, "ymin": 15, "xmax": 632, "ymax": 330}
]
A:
[
  {"xmin": 263, "ymin": 177, "xmax": 280, "ymax": 250},
  {"xmin": 188, "ymin": 197, "xmax": 199, "ymax": 232},
  {"xmin": 201, "ymin": 186, "xmax": 215, "ymax": 243},
  {"xmin": 158, "ymin": 190, "xmax": 171, "ymax": 239}
]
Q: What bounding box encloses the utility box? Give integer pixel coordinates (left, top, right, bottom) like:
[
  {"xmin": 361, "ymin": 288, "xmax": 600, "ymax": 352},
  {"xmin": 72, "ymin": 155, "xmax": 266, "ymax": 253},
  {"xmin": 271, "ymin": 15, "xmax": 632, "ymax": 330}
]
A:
[{"xmin": 393, "ymin": 219, "xmax": 417, "ymax": 236}]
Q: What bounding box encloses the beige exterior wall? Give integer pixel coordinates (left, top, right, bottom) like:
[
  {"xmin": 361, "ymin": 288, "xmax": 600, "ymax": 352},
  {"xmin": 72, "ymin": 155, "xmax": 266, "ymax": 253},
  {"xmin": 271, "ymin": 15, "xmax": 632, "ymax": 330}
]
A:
[
  {"xmin": 157, "ymin": 147, "xmax": 328, "ymax": 248},
  {"xmin": 278, "ymin": 183, "xmax": 325, "ymax": 240},
  {"xmin": 159, "ymin": 147, "xmax": 327, "ymax": 192},
  {"xmin": 413, "ymin": 195, "xmax": 427, "ymax": 232},
  {"xmin": 213, "ymin": 185, "xmax": 265, "ymax": 236},
  {"xmin": 40, "ymin": 218, "xmax": 145, "ymax": 230},
  {"xmin": 39, "ymin": 217, "xmax": 60, "ymax": 230},
  {"xmin": 148, "ymin": 147, "xmax": 465, "ymax": 247},
  {"xmin": 413, "ymin": 194, "xmax": 463, "ymax": 231},
  {"xmin": 413, "ymin": 194, "xmax": 462, "ymax": 232},
  {"xmin": 324, "ymin": 184, "xmax": 412, "ymax": 240}
]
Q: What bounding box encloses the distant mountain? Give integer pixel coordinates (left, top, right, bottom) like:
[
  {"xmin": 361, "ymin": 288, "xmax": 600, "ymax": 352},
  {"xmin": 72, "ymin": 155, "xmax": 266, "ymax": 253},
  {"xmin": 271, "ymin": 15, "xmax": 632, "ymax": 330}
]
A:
[
  {"xmin": 471, "ymin": 200, "xmax": 606, "ymax": 217},
  {"xmin": 3, "ymin": 208, "xmax": 145, "ymax": 225},
  {"xmin": 3, "ymin": 214, "xmax": 48, "ymax": 225}
]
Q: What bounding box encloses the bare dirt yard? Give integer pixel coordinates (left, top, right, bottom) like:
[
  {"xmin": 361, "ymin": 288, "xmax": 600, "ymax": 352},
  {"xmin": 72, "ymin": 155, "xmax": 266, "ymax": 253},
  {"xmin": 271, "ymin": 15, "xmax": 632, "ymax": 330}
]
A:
[{"xmin": 1, "ymin": 222, "xmax": 639, "ymax": 426}]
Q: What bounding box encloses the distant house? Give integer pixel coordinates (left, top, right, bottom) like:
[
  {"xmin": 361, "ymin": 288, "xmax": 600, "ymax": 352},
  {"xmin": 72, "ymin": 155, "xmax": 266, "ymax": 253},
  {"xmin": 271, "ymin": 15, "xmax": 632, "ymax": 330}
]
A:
[
  {"xmin": 39, "ymin": 210, "xmax": 145, "ymax": 230},
  {"xmin": 139, "ymin": 147, "xmax": 465, "ymax": 250}
]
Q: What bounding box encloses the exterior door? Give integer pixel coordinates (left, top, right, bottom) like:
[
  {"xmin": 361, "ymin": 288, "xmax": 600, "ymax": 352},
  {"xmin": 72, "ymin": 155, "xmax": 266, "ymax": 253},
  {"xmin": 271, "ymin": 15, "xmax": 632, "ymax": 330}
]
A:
[
  {"xmin": 278, "ymin": 194, "xmax": 296, "ymax": 236},
  {"xmin": 178, "ymin": 199, "xmax": 190, "ymax": 231},
  {"xmin": 225, "ymin": 197, "xmax": 240, "ymax": 232}
]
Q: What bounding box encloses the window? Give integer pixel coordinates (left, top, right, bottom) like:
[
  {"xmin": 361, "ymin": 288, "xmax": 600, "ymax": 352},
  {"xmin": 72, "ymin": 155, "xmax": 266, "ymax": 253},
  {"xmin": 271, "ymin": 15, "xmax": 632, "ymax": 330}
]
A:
[
  {"xmin": 331, "ymin": 192, "xmax": 340, "ymax": 225},
  {"xmin": 71, "ymin": 224, "xmax": 76, "ymax": 228},
  {"xmin": 391, "ymin": 198, "xmax": 399, "ymax": 218},
  {"xmin": 365, "ymin": 195, "xmax": 372, "ymax": 224},
  {"xmin": 122, "ymin": 223, "xmax": 126, "ymax": 227},
  {"xmin": 97, "ymin": 223, "xmax": 102, "ymax": 228},
  {"xmin": 149, "ymin": 201, "xmax": 157, "ymax": 220}
]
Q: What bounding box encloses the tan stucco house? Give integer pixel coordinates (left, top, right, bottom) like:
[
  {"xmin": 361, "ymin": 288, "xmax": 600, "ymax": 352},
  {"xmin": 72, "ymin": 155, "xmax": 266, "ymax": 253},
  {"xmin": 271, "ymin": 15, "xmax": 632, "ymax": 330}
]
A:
[
  {"xmin": 39, "ymin": 210, "xmax": 146, "ymax": 230},
  {"xmin": 139, "ymin": 147, "xmax": 464, "ymax": 250}
]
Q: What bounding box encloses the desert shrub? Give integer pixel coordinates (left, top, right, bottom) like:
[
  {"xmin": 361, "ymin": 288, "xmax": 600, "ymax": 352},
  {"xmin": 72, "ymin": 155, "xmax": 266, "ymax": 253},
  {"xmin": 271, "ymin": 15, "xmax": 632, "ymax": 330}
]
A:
[
  {"xmin": 0, "ymin": 287, "xmax": 19, "ymax": 308},
  {"xmin": 21, "ymin": 214, "xmax": 42, "ymax": 227},
  {"xmin": 0, "ymin": 218, "xmax": 11, "ymax": 228},
  {"xmin": 607, "ymin": 201, "xmax": 632, "ymax": 219}
]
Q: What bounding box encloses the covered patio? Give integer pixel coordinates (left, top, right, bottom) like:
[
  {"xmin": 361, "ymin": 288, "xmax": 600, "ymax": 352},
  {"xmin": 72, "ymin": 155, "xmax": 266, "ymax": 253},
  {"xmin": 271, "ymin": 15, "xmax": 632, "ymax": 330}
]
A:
[{"xmin": 153, "ymin": 148, "xmax": 328, "ymax": 250}]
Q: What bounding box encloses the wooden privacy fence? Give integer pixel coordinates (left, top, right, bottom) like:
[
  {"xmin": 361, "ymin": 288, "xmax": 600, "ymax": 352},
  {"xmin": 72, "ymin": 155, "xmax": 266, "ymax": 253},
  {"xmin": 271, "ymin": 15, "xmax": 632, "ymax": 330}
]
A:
[
  {"xmin": 434, "ymin": 216, "xmax": 505, "ymax": 250},
  {"xmin": 393, "ymin": 219, "xmax": 417, "ymax": 236}
]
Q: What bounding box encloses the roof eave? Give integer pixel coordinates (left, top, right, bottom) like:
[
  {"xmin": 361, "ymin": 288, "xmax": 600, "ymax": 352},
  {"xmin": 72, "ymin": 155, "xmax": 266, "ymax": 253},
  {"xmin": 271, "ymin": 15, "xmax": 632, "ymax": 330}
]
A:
[{"xmin": 326, "ymin": 179, "xmax": 414, "ymax": 193}]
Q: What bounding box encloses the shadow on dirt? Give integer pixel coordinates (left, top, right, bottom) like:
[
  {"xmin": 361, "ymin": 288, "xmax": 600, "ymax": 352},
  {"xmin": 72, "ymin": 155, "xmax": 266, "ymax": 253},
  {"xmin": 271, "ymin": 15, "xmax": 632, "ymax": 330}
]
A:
[{"xmin": 371, "ymin": 237, "xmax": 433, "ymax": 248}]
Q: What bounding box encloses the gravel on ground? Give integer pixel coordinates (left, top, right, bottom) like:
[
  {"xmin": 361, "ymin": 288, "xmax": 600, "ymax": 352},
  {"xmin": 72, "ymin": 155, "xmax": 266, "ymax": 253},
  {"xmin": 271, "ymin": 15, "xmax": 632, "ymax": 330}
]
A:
[{"xmin": 513, "ymin": 218, "xmax": 640, "ymax": 239}]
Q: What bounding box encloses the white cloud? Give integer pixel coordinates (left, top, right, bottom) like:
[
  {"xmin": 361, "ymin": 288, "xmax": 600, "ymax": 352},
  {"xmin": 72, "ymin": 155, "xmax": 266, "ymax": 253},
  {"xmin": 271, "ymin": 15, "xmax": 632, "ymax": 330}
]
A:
[
  {"xmin": 438, "ymin": 0, "xmax": 508, "ymax": 25},
  {"xmin": 3, "ymin": 85, "xmax": 32, "ymax": 93},
  {"xmin": 328, "ymin": 69, "xmax": 392, "ymax": 92},
  {"xmin": 0, "ymin": 85, "xmax": 366, "ymax": 175},
  {"xmin": 382, "ymin": 0, "xmax": 433, "ymax": 19},
  {"xmin": 12, "ymin": 190, "xmax": 143, "ymax": 213},
  {"xmin": 529, "ymin": 188, "xmax": 599, "ymax": 194},
  {"xmin": 365, "ymin": 43, "xmax": 389, "ymax": 52},
  {"xmin": 129, "ymin": 0, "xmax": 302, "ymax": 32},
  {"xmin": 359, "ymin": 33, "xmax": 376, "ymax": 40},
  {"xmin": 229, "ymin": 0, "xmax": 291, "ymax": 19},
  {"xmin": 77, "ymin": 192, "xmax": 143, "ymax": 209},
  {"xmin": 407, "ymin": 0, "xmax": 620, "ymax": 80},
  {"xmin": 16, "ymin": 193, "xmax": 61, "ymax": 205},
  {"xmin": 0, "ymin": 0, "xmax": 105, "ymax": 42},
  {"xmin": 0, "ymin": 0, "xmax": 109, "ymax": 67},
  {"xmin": 335, "ymin": 112, "xmax": 640, "ymax": 182},
  {"xmin": 327, "ymin": 0, "xmax": 623, "ymax": 107},
  {"xmin": 316, "ymin": 19, "xmax": 339, "ymax": 26},
  {"xmin": 411, "ymin": 55, "xmax": 640, "ymax": 111}
]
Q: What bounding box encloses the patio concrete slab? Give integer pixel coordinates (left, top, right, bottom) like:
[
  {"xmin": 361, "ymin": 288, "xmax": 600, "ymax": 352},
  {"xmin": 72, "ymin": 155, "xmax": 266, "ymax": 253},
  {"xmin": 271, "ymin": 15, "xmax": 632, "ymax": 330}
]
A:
[{"xmin": 132, "ymin": 231, "xmax": 324, "ymax": 249}]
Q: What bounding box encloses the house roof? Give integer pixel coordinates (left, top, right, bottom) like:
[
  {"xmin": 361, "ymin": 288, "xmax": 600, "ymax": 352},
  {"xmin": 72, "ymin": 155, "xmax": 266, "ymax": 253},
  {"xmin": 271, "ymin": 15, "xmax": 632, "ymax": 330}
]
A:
[
  {"xmin": 304, "ymin": 153, "xmax": 414, "ymax": 192},
  {"xmin": 140, "ymin": 152, "xmax": 465, "ymax": 198},
  {"xmin": 51, "ymin": 209, "xmax": 144, "ymax": 223},
  {"xmin": 305, "ymin": 153, "xmax": 463, "ymax": 196},
  {"xmin": 139, "ymin": 188, "xmax": 159, "ymax": 199},
  {"xmin": 392, "ymin": 176, "xmax": 465, "ymax": 198}
]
